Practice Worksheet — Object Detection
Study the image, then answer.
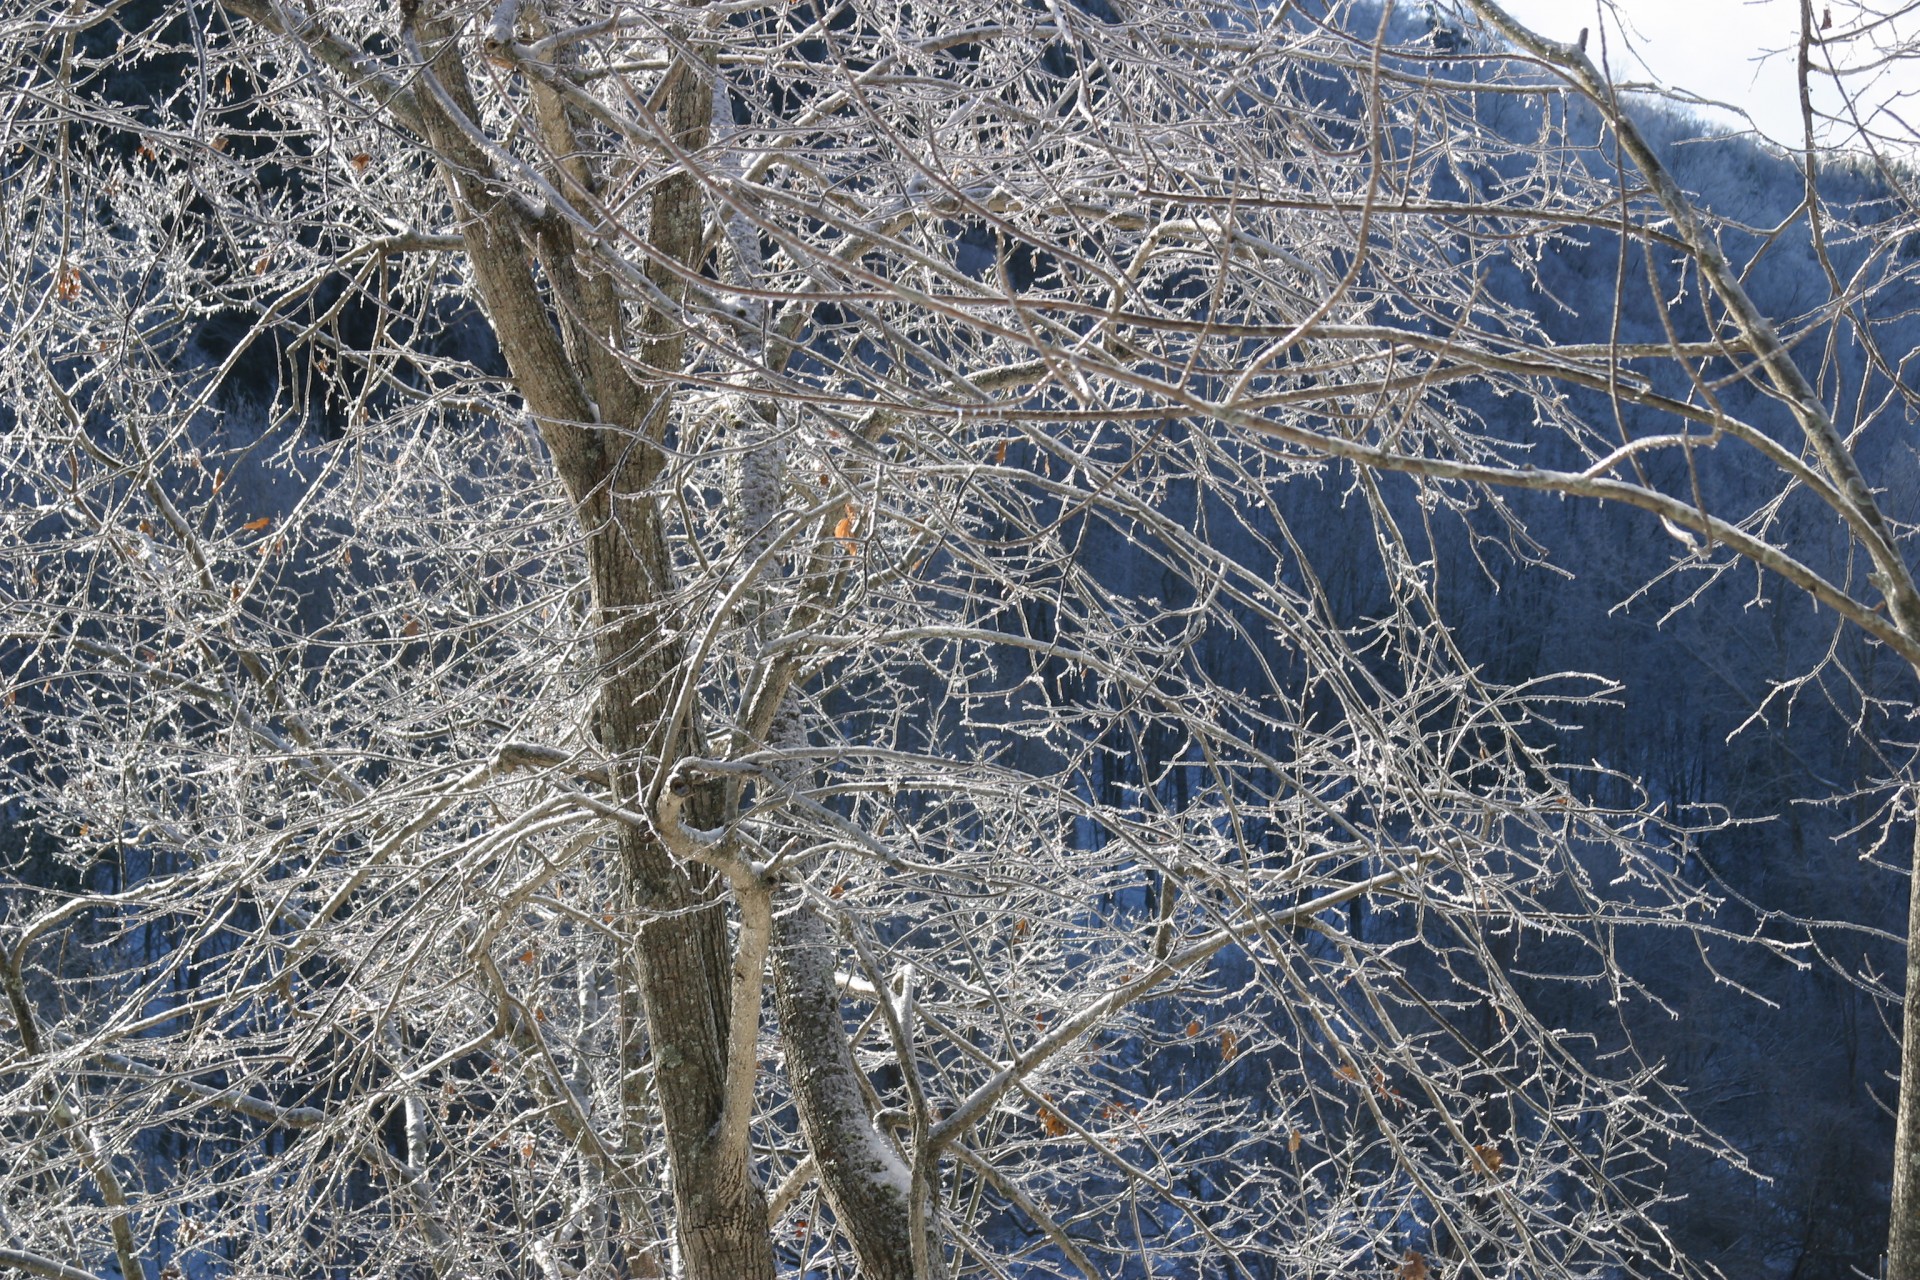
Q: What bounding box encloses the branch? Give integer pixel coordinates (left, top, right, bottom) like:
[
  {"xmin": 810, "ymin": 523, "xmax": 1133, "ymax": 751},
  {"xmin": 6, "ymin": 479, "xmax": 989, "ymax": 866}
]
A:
[
  {"xmin": 766, "ymin": 1156, "xmax": 816, "ymax": 1222},
  {"xmin": 0, "ymin": 1249, "xmax": 111, "ymax": 1280},
  {"xmin": 948, "ymin": 1143, "xmax": 1098, "ymax": 1280},
  {"xmin": 714, "ymin": 883, "xmax": 771, "ymax": 1168},
  {"xmin": 0, "ymin": 957, "xmax": 143, "ymax": 1280},
  {"xmin": 1468, "ymin": 0, "xmax": 1920, "ymax": 655},
  {"xmin": 492, "ymin": 742, "xmax": 613, "ymax": 789},
  {"xmin": 469, "ymin": 948, "xmax": 627, "ymax": 1191},
  {"xmin": 1197, "ymin": 394, "xmax": 1920, "ymax": 665},
  {"xmin": 214, "ymin": 0, "xmax": 425, "ymax": 135},
  {"xmin": 85, "ymin": 1050, "xmax": 324, "ymax": 1129},
  {"xmin": 929, "ymin": 859, "xmax": 1433, "ymax": 1150}
]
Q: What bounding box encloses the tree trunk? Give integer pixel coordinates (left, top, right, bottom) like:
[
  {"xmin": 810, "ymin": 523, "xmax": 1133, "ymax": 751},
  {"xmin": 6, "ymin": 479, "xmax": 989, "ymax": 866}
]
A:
[
  {"xmin": 400, "ymin": 18, "xmax": 773, "ymax": 1275},
  {"xmin": 1890, "ymin": 811, "xmax": 1920, "ymax": 1280},
  {"xmin": 773, "ymin": 902, "xmax": 925, "ymax": 1280},
  {"xmin": 591, "ymin": 498, "xmax": 773, "ymax": 1280}
]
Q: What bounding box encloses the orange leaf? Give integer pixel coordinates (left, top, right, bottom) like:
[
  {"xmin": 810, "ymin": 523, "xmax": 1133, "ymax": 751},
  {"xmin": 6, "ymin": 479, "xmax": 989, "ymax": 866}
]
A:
[
  {"xmin": 829, "ymin": 881, "xmax": 847, "ymax": 899},
  {"xmin": 56, "ymin": 265, "xmax": 82, "ymax": 301},
  {"xmin": 1185, "ymin": 1020, "xmax": 1202, "ymax": 1038},
  {"xmin": 993, "ymin": 439, "xmax": 1008, "ymax": 464},
  {"xmin": 252, "ymin": 253, "xmax": 271, "ymax": 275},
  {"xmin": 1335, "ymin": 1063, "xmax": 1361, "ymax": 1083},
  {"xmin": 1400, "ymin": 1250, "xmax": 1429, "ymax": 1280},
  {"xmin": 519, "ymin": 948, "xmax": 536, "ymax": 965},
  {"xmin": 1288, "ymin": 1128, "xmax": 1303, "ymax": 1154},
  {"xmin": 241, "ymin": 516, "xmax": 271, "ymax": 532},
  {"xmin": 1470, "ymin": 1143, "xmax": 1504, "ymax": 1177},
  {"xmin": 1219, "ymin": 1028, "xmax": 1239, "ymax": 1061},
  {"xmin": 1039, "ymin": 1105, "xmax": 1068, "ymax": 1138},
  {"xmin": 349, "ymin": 152, "xmax": 371, "ymax": 172},
  {"xmin": 401, "ymin": 614, "xmax": 423, "ymax": 638}
]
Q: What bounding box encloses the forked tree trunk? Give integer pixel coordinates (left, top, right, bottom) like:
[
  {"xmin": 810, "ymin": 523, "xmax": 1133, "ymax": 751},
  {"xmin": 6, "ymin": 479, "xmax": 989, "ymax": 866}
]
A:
[{"xmin": 393, "ymin": 15, "xmax": 775, "ymax": 1275}]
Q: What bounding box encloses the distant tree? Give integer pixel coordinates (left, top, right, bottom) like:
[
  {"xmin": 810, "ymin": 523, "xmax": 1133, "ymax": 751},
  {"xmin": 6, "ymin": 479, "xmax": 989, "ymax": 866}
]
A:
[{"xmin": 3, "ymin": 1, "xmax": 1919, "ymax": 1279}]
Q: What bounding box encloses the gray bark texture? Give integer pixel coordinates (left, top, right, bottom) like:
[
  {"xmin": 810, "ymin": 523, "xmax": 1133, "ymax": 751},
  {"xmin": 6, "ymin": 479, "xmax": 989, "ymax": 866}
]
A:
[
  {"xmin": 1892, "ymin": 813, "xmax": 1920, "ymax": 1280},
  {"xmin": 773, "ymin": 902, "xmax": 925, "ymax": 1280}
]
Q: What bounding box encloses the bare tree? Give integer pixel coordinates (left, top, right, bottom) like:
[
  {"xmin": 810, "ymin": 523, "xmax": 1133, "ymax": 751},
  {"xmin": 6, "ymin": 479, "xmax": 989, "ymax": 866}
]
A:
[{"xmin": 3, "ymin": 0, "xmax": 1918, "ymax": 1278}]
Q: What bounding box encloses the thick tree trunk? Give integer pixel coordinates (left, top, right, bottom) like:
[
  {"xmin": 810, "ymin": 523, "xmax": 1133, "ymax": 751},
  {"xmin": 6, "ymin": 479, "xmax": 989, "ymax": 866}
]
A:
[
  {"xmin": 591, "ymin": 505, "xmax": 773, "ymax": 1280},
  {"xmin": 1890, "ymin": 813, "xmax": 1920, "ymax": 1280},
  {"xmin": 575, "ymin": 42, "xmax": 776, "ymax": 1280},
  {"xmin": 397, "ymin": 19, "xmax": 772, "ymax": 1276}
]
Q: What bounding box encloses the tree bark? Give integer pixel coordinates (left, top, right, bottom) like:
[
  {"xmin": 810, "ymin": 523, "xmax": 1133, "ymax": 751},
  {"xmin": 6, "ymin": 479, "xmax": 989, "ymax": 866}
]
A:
[
  {"xmin": 1891, "ymin": 810, "xmax": 1920, "ymax": 1280},
  {"xmin": 591, "ymin": 501, "xmax": 771, "ymax": 1280},
  {"xmin": 401, "ymin": 18, "xmax": 772, "ymax": 1277},
  {"xmin": 773, "ymin": 903, "xmax": 926, "ymax": 1280}
]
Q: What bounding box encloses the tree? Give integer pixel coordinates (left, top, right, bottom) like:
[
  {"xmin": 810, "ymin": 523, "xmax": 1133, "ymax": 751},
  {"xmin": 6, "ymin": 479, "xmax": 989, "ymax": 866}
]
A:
[{"xmin": 2, "ymin": 0, "xmax": 1918, "ymax": 1277}]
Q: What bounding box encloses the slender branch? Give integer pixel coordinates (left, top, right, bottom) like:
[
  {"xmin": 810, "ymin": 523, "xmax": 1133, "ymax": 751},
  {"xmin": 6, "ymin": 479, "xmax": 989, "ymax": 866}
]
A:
[
  {"xmin": 948, "ymin": 1142, "xmax": 1098, "ymax": 1280},
  {"xmin": 84, "ymin": 1051, "xmax": 324, "ymax": 1129},
  {"xmin": 715, "ymin": 865, "xmax": 773, "ymax": 1172},
  {"xmin": 1469, "ymin": 0, "xmax": 1920, "ymax": 650},
  {"xmin": 766, "ymin": 1156, "xmax": 816, "ymax": 1222},
  {"xmin": 929, "ymin": 859, "xmax": 1434, "ymax": 1150},
  {"xmin": 0, "ymin": 1249, "xmax": 112, "ymax": 1280}
]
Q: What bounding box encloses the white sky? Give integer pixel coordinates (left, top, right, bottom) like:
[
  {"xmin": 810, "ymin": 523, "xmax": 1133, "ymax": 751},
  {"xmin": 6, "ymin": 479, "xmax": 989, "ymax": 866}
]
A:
[{"xmin": 1488, "ymin": 0, "xmax": 1920, "ymax": 152}]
